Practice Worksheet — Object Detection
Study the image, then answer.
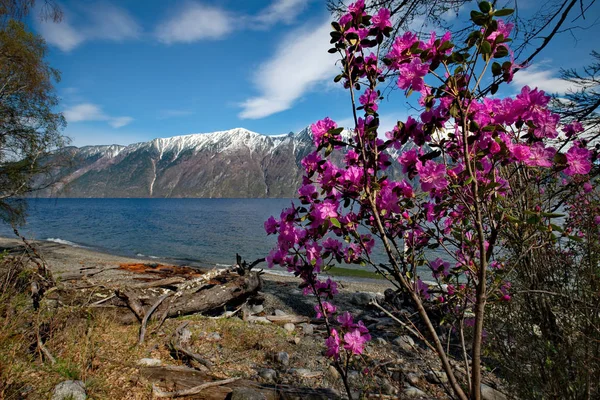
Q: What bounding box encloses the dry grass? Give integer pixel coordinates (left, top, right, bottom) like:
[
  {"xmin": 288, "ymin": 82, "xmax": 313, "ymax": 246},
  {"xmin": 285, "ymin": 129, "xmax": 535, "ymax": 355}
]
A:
[{"xmin": 0, "ymin": 256, "xmax": 328, "ymax": 399}]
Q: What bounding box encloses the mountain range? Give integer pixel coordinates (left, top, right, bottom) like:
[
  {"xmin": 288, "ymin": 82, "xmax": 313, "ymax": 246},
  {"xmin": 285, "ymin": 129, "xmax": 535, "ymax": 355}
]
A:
[{"xmin": 37, "ymin": 127, "xmax": 405, "ymax": 198}]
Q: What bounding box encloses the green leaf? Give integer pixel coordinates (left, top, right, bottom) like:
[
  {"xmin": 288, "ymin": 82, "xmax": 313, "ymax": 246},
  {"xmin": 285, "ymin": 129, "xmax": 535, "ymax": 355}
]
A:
[
  {"xmin": 494, "ymin": 8, "xmax": 514, "ymax": 17},
  {"xmin": 331, "ymin": 21, "xmax": 341, "ymax": 32},
  {"xmin": 492, "ymin": 62, "xmax": 501, "ymax": 76},
  {"xmin": 333, "ymin": 74, "xmax": 343, "ymax": 82},
  {"xmin": 330, "ymin": 217, "xmax": 341, "ymax": 228},
  {"xmin": 490, "ymin": 83, "xmax": 499, "ymax": 95},
  {"xmin": 494, "ymin": 45, "xmax": 509, "ymax": 58},
  {"xmin": 478, "ymin": 1, "xmax": 492, "ymax": 13},
  {"xmin": 481, "ymin": 40, "xmax": 492, "ymax": 55}
]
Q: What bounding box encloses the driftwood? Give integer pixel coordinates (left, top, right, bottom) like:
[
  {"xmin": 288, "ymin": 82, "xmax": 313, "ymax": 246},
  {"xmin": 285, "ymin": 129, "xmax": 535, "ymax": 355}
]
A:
[
  {"xmin": 169, "ymin": 321, "xmax": 213, "ymax": 369},
  {"xmin": 164, "ymin": 271, "xmax": 262, "ymax": 318},
  {"xmin": 140, "ymin": 366, "xmax": 341, "ymax": 400},
  {"xmin": 152, "ymin": 377, "xmax": 241, "ymax": 398},
  {"xmin": 139, "ymin": 292, "xmax": 172, "ymax": 344},
  {"xmin": 129, "ymin": 276, "xmax": 186, "ymax": 289},
  {"xmin": 115, "ymin": 289, "xmax": 146, "ymax": 321}
]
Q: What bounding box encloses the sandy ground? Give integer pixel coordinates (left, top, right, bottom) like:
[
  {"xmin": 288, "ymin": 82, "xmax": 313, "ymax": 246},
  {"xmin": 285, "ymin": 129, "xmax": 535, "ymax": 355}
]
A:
[{"xmin": 0, "ymin": 236, "xmax": 393, "ymax": 316}]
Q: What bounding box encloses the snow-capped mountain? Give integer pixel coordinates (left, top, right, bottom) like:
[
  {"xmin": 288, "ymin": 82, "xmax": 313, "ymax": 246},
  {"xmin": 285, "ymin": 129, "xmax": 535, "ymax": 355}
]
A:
[
  {"xmin": 39, "ymin": 128, "xmax": 315, "ymax": 198},
  {"xmin": 37, "ymin": 126, "xmax": 407, "ymax": 198}
]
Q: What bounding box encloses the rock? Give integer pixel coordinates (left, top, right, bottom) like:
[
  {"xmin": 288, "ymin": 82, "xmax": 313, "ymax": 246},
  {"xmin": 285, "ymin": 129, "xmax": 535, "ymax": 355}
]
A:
[
  {"xmin": 230, "ymin": 387, "xmax": 267, "ymax": 400},
  {"xmin": 327, "ymin": 365, "xmax": 340, "ymax": 380},
  {"xmin": 250, "ymin": 304, "xmax": 264, "ymax": 314},
  {"xmin": 207, "ymin": 332, "xmax": 222, "ymax": 341},
  {"xmin": 351, "ymin": 292, "xmax": 381, "ymax": 306},
  {"xmin": 403, "ymin": 386, "xmax": 426, "ymax": 398},
  {"xmin": 300, "ymin": 323, "xmax": 314, "ymax": 335},
  {"xmin": 288, "ymin": 336, "xmax": 301, "ymax": 345},
  {"xmin": 393, "ymin": 335, "xmax": 415, "ymax": 352},
  {"xmin": 380, "ymin": 379, "xmax": 397, "ymax": 395},
  {"xmin": 137, "ymin": 358, "xmax": 162, "ymax": 367},
  {"xmin": 406, "ymin": 372, "xmax": 420, "ymax": 386},
  {"xmin": 179, "ymin": 327, "xmax": 192, "ymax": 344},
  {"xmin": 374, "ymin": 337, "xmax": 387, "ymax": 346},
  {"xmin": 247, "ymin": 316, "xmax": 272, "ymax": 324},
  {"xmin": 283, "ymin": 323, "xmax": 295, "ymax": 332},
  {"xmin": 291, "ymin": 368, "xmax": 321, "ymax": 378},
  {"xmin": 426, "ymin": 370, "xmax": 448, "ymax": 384},
  {"xmin": 258, "ymin": 368, "xmax": 277, "ymax": 383},
  {"xmin": 276, "ymin": 351, "xmax": 290, "ymax": 366},
  {"xmin": 347, "ymin": 370, "xmax": 360, "ymax": 385},
  {"xmin": 274, "ymin": 309, "xmax": 287, "ymax": 316},
  {"xmin": 481, "ymin": 384, "xmax": 508, "ymax": 400},
  {"xmin": 51, "ymin": 380, "xmax": 86, "ymax": 400}
]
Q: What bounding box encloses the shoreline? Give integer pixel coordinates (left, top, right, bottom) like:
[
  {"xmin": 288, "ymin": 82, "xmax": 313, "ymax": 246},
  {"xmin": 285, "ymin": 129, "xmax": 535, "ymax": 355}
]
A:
[{"xmin": 0, "ymin": 235, "xmax": 392, "ymax": 297}]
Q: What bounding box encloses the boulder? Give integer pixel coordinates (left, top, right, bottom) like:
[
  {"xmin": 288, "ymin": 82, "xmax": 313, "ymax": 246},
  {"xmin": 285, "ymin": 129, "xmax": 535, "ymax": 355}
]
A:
[{"xmin": 51, "ymin": 380, "xmax": 86, "ymax": 400}]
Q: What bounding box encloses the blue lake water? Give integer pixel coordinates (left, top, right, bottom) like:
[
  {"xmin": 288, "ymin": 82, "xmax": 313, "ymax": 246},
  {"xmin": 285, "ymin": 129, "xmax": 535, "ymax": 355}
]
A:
[
  {"xmin": 0, "ymin": 198, "xmax": 443, "ymax": 275},
  {"xmin": 1, "ymin": 198, "xmax": 294, "ymax": 268}
]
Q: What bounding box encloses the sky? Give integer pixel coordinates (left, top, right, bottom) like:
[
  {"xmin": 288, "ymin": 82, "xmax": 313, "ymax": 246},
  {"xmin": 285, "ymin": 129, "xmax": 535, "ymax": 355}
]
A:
[{"xmin": 29, "ymin": 0, "xmax": 600, "ymax": 147}]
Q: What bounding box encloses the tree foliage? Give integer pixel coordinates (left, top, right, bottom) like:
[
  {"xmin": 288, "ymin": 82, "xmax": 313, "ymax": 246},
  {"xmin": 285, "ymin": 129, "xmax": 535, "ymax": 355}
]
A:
[{"xmin": 0, "ymin": 1, "xmax": 65, "ymax": 224}]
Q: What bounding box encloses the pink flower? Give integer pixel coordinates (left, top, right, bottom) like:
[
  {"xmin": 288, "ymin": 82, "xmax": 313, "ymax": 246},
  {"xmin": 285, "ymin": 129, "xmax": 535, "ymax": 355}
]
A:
[
  {"xmin": 429, "ymin": 258, "xmax": 450, "ymax": 278},
  {"xmin": 594, "ymin": 216, "xmax": 600, "ymax": 225},
  {"xmin": 416, "ymin": 279, "xmax": 430, "ymax": 300},
  {"xmin": 325, "ymin": 329, "xmax": 341, "ymax": 358},
  {"xmin": 337, "ymin": 312, "xmax": 354, "ymax": 328},
  {"xmin": 344, "ymin": 165, "xmax": 364, "ymax": 188},
  {"xmin": 359, "ymin": 88, "xmax": 379, "ymax": 111},
  {"xmin": 511, "ymin": 144, "xmax": 531, "ymax": 161},
  {"xmin": 416, "ymin": 160, "xmax": 448, "ymax": 193},
  {"xmin": 398, "ymin": 58, "xmax": 429, "ymax": 91},
  {"xmin": 563, "ymin": 121, "xmax": 584, "ymax": 137},
  {"xmin": 264, "ymin": 216, "xmax": 278, "ymax": 235},
  {"xmin": 343, "ymin": 329, "xmax": 367, "ymax": 355},
  {"xmin": 315, "ymin": 201, "xmax": 338, "ymax": 220},
  {"xmin": 525, "ymin": 143, "xmax": 555, "ymax": 168},
  {"xmin": 315, "ymin": 301, "xmax": 337, "ymax": 319},
  {"xmin": 311, "ymin": 117, "xmax": 338, "ymax": 147},
  {"xmin": 371, "ymin": 8, "xmax": 391, "ymax": 30},
  {"xmin": 583, "ymin": 182, "xmax": 593, "ymax": 193},
  {"xmin": 486, "ymin": 20, "xmax": 513, "ymax": 42},
  {"xmin": 387, "ymin": 32, "xmax": 418, "ymax": 68},
  {"xmin": 565, "ymin": 146, "xmax": 592, "ymax": 176},
  {"xmin": 399, "ymin": 148, "xmax": 419, "ymax": 174}
]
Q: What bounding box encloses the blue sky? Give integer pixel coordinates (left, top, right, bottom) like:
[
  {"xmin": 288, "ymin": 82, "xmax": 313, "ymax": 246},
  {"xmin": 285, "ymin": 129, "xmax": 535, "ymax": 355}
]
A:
[{"xmin": 30, "ymin": 0, "xmax": 599, "ymax": 147}]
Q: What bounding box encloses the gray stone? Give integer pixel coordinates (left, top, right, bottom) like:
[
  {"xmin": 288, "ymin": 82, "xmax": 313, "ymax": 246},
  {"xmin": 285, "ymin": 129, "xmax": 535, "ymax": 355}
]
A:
[
  {"xmin": 291, "ymin": 368, "xmax": 321, "ymax": 378},
  {"xmin": 179, "ymin": 327, "xmax": 192, "ymax": 344},
  {"xmin": 283, "ymin": 323, "xmax": 295, "ymax": 332},
  {"xmin": 207, "ymin": 332, "xmax": 221, "ymax": 341},
  {"xmin": 137, "ymin": 358, "xmax": 162, "ymax": 367},
  {"xmin": 393, "ymin": 335, "xmax": 415, "ymax": 351},
  {"xmin": 51, "ymin": 380, "xmax": 86, "ymax": 400},
  {"xmin": 347, "ymin": 370, "xmax": 360, "ymax": 385},
  {"xmin": 374, "ymin": 337, "xmax": 388, "ymax": 346},
  {"xmin": 274, "ymin": 309, "xmax": 287, "ymax": 316},
  {"xmin": 351, "ymin": 292, "xmax": 381, "ymax": 306},
  {"xmin": 300, "ymin": 323, "xmax": 314, "ymax": 335},
  {"xmin": 380, "ymin": 379, "xmax": 397, "ymax": 395},
  {"xmin": 406, "ymin": 372, "xmax": 420, "ymax": 386},
  {"xmin": 426, "ymin": 370, "xmax": 448, "ymax": 384},
  {"xmin": 230, "ymin": 387, "xmax": 267, "ymax": 400},
  {"xmin": 250, "ymin": 304, "xmax": 264, "ymax": 314},
  {"xmin": 403, "ymin": 386, "xmax": 426, "ymax": 398},
  {"xmin": 247, "ymin": 316, "xmax": 272, "ymax": 324},
  {"xmin": 481, "ymin": 384, "xmax": 508, "ymax": 400},
  {"xmin": 276, "ymin": 351, "xmax": 289, "ymax": 366},
  {"xmin": 258, "ymin": 368, "xmax": 277, "ymax": 383},
  {"xmin": 327, "ymin": 365, "xmax": 341, "ymax": 380}
]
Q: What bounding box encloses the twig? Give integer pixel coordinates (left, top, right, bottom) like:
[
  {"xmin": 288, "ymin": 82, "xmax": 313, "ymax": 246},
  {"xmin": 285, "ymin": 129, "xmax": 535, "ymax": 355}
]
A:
[
  {"xmin": 90, "ymin": 294, "xmax": 115, "ymax": 306},
  {"xmin": 151, "ymin": 377, "xmax": 240, "ymax": 398},
  {"xmin": 115, "ymin": 289, "xmax": 145, "ymax": 322},
  {"xmin": 139, "ymin": 292, "xmax": 172, "ymax": 345},
  {"xmin": 169, "ymin": 343, "xmax": 214, "ymax": 369},
  {"xmin": 369, "ymin": 300, "xmax": 435, "ymax": 352}
]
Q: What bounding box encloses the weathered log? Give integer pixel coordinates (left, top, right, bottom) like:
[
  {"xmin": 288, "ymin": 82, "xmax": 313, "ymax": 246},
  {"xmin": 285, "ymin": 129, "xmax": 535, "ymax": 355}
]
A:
[
  {"xmin": 140, "ymin": 366, "xmax": 341, "ymax": 400},
  {"xmin": 115, "ymin": 289, "xmax": 146, "ymax": 321},
  {"xmin": 164, "ymin": 272, "xmax": 262, "ymax": 318},
  {"xmin": 152, "ymin": 377, "xmax": 240, "ymax": 398},
  {"xmin": 139, "ymin": 292, "xmax": 172, "ymax": 344},
  {"xmin": 129, "ymin": 277, "xmax": 187, "ymax": 289}
]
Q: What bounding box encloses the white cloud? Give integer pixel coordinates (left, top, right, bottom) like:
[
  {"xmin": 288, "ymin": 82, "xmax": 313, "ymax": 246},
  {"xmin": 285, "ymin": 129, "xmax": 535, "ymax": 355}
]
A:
[
  {"xmin": 511, "ymin": 66, "xmax": 576, "ymax": 94},
  {"xmin": 63, "ymin": 103, "xmax": 133, "ymax": 128},
  {"xmin": 238, "ymin": 17, "xmax": 339, "ymax": 119},
  {"xmin": 155, "ymin": 2, "xmax": 232, "ymax": 44},
  {"xmin": 35, "ymin": 2, "xmax": 141, "ymax": 52},
  {"xmin": 255, "ymin": 0, "xmax": 308, "ymax": 25},
  {"xmin": 158, "ymin": 109, "xmax": 196, "ymax": 119},
  {"xmin": 109, "ymin": 116, "xmax": 134, "ymax": 128}
]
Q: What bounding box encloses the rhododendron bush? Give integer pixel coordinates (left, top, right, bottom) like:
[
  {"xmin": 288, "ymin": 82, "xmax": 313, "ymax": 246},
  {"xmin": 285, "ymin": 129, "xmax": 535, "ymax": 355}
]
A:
[{"xmin": 265, "ymin": 1, "xmax": 597, "ymax": 398}]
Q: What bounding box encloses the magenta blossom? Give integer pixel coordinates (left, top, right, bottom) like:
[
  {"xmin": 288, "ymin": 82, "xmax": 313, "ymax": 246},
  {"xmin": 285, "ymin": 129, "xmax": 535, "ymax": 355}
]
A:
[
  {"xmin": 398, "ymin": 58, "xmax": 430, "ymax": 91},
  {"xmin": 565, "ymin": 146, "xmax": 592, "ymax": 176},
  {"xmin": 371, "ymin": 8, "xmax": 391, "ymax": 30},
  {"xmin": 311, "ymin": 117, "xmax": 338, "ymax": 147},
  {"xmin": 343, "ymin": 329, "xmax": 368, "ymax": 355},
  {"xmin": 264, "ymin": 216, "xmax": 278, "ymax": 235},
  {"xmin": 315, "ymin": 301, "xmax": 337, "ymax": 319},
  {"xmin": 359, "ymin": 88, "xmax": 379, "ymax": 111},
  {"xmin": 325, "ymin": 329, "xmax": 341, "ymax": 358},
  {"xmin": 416, "ymin": 160, "xmax": 448, "ymax": 193}
]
